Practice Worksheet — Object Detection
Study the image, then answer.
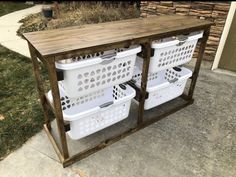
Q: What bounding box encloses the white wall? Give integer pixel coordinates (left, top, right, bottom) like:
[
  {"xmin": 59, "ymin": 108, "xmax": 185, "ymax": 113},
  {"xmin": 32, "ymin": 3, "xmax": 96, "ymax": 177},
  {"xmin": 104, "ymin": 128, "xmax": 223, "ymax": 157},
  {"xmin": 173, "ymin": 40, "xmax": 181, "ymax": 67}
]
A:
[{"xmin": 212, "ymin": 2, "xmax": 236, "ymax": 70}]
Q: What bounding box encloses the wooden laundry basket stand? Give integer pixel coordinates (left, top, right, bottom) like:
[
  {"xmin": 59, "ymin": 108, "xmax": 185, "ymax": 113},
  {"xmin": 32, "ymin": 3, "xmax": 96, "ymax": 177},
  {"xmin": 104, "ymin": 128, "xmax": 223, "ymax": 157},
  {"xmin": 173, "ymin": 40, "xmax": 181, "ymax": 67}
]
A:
[{"xmin": 23, "ymin": 15, "xmax": 212, "ymax": 167}]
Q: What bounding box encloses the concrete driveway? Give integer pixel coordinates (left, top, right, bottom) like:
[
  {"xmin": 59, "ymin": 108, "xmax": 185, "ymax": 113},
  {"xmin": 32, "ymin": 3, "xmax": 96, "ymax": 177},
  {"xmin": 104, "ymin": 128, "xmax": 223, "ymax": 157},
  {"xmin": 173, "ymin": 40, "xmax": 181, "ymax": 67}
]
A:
[{"xmin": 0, "ymin": 5, "xmax": 42, "ymax": 58}]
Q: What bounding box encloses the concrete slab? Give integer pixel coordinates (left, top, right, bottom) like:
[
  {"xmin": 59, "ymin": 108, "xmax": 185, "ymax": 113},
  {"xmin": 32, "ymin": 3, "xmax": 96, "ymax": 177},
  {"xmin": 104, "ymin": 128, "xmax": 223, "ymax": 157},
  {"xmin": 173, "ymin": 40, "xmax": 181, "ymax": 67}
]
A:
[
  {"xmin": 213, "ymin": 68, "xmax": 236, "ymax": 77},
  {"xmin": 1, "ymin": 39, "xmax": 32, "ymax": 58},
  {"xmin": 26, "ymin": 131, "xmax": 59, "ymax": 162},
  {"xmin": 0, "ymin": 5, "xmax": 42, "ymax": 58},
  {"xmin": 186, "ymin": 57, "xmax": 213, "ymax": 70},
  {"xmin": 0, "ymin": 144, "xmax": 80, "ymax": 177},
  {"xmin": 1, "ymin": 67, "xmax": 235, "ymax": 177}
]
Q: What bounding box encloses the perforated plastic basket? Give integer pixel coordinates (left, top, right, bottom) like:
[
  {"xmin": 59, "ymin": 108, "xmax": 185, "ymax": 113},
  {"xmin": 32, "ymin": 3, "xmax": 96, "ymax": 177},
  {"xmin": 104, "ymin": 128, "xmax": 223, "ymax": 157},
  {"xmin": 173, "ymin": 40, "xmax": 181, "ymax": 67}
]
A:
[
  {"xmin": 132, "ymin": 58, "xmax": 192, "ymax": 110},
  {"xmin": 47, "ymin": 83, "xmax": 135, "ymax": 140},
  {"xmin": 56, "ymin": 45, "xmax": 141, "ymax": 98},
  {"xmin": 147, "ymin": 31, "xmax": 203, "ymax": 73}
]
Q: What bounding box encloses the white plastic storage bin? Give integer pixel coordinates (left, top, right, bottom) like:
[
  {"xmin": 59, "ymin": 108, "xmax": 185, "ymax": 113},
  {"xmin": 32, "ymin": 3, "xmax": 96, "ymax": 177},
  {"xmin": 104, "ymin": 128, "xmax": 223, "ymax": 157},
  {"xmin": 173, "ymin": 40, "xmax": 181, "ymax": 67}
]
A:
[
  {"xmin": 147, "ymin": 31, "xmax": 203, "ymax": 73},
  {"xmin": 47, "ymin": 83, "xmax": 135, "ymax": 140},
  {"xmin": 56, "ymin": 45, "xmax": 141, "ymax": 98},
  {"xmin": 132, "ymin": 58, "xmax": 192, "ymax": 110}
]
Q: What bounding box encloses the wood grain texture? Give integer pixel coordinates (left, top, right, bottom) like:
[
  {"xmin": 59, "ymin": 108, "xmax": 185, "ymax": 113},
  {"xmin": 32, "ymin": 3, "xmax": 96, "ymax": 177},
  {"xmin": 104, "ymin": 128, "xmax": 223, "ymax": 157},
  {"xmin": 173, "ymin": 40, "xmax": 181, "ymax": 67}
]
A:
[
  {"xmin": 47, "ymin": 59, "xmax": 69, "ymax": 159},
  {"xmin": 138, "ymin": 43, "xmax": 151, "ymax": 125},
  {"xmin": 188, "ymin": 27, "xmax": 210, "ymax": 98},
  {"xmin": 23, "ymin": 15, "xmax": 212, "ymax": 59},
  {"xmin": 28, "ymin": 43, "xmax": 51, "ymax": 131}
]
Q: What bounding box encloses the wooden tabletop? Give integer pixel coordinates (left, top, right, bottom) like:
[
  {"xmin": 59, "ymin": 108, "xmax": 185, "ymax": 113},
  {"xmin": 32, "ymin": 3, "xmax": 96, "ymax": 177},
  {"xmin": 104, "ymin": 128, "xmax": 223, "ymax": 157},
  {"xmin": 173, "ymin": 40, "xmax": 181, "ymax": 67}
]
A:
[{"xmin": 23, "ymin": 15, "xmax": 212, "ymax": 58}]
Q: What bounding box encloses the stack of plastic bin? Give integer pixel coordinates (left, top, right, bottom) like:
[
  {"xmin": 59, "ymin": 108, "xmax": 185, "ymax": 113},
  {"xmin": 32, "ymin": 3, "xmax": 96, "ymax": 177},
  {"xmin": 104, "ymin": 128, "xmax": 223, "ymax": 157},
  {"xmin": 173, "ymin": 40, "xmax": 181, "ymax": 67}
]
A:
[
  {"xmin": 132, "ymin": 31, "xmax": 203, "ymax": 110},
  {"xmin": 47, "ymin": 45, "xmax": 141, "ymax": 140}
]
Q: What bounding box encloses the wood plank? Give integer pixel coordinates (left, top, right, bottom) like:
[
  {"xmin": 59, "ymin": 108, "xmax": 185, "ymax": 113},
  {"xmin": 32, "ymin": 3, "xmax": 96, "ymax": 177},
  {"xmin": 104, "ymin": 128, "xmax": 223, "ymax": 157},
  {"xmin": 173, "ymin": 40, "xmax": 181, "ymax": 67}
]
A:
[
  {"xmin": 23, "ymin": 15, "xmax": 212, "ymax": 59},
  {"xmin": 47, "ymin": 59, "xmax": 70, "ymax": 159},
  {"xmin": 188, "ymin": 27, "xmax": 210, "ymax": 98},
  {"xmin": 28, "ymin": 43, "xmax": 51, "ymax": 131},
  {"xmin": 138, "ymin": 43, "xmax": 151, "ymax": 125}
]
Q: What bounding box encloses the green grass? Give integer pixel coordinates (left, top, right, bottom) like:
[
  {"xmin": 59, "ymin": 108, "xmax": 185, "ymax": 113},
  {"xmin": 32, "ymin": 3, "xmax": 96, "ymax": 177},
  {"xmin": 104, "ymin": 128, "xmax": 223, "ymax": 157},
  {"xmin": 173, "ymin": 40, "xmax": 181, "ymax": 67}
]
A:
[
  {"xmin": 0, "ymin": 2, "xmax": 43, "ymax": 160},
  {"xmin": 0, "ymin": 2, "xmax": 33, "ymax": 16},
  {"xmin": 0, "ymin": 45, "xmax": 47, "ymax": 160}
]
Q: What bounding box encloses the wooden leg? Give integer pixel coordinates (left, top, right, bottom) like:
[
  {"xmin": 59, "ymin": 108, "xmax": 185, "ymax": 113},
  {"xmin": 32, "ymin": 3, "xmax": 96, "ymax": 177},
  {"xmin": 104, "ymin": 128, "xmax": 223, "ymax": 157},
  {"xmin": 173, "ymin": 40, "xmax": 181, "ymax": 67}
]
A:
[
  {"xmin": 28, "ymin": 43, "xmax": 51, "ymax": 131},
  {"xmin": 188, "ymin": 27, "xmax": 210, "ymax": 99},
  {"xmin": 47, "ymin": 59, "xmax": 69, "ymax": 159},
  {"xmin": 138, "ymin": 42, "xmax": 151, "ymax": 125}
]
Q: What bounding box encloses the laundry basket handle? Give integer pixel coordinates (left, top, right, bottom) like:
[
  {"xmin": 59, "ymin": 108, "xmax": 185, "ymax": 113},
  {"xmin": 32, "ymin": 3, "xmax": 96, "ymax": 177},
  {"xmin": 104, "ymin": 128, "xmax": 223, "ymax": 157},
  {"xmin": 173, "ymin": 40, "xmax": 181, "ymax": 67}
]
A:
[
  {"xmin": 119, "ymin": 84, "xmax": 127, "ymax": 90},
  {"xmin": 168, "ymin": 78, "xmax": 178, "ymax": 83},
  {"xmin": 99, "ymin": 101, "xmax": 114, "ymax": 108},
  {"xmin": 177, "ymin": 35, "xmax": 188, "ymax": 46},
  {"xmin": 100, "ymin": 53, "xmax": 117, "ymax": 65}
]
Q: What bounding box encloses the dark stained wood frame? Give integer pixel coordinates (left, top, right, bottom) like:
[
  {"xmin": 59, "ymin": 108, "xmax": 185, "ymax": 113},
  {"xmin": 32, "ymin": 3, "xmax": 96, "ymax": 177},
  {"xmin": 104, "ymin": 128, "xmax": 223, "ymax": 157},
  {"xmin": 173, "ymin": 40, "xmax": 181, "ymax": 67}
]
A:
[{"xmin": 26, "ymin": 17, "xmax": 211, "ymax": 167}]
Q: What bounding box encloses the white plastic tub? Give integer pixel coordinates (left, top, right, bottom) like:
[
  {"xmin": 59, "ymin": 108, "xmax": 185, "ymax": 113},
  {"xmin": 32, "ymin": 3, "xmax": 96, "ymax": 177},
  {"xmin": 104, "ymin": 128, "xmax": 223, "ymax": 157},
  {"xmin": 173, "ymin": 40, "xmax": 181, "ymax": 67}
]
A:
[
  {"xmin": 132, "ymin": 58, "xmax": 192, "ymax": 110},
  {"xmin": 147, "ymin": 31, "xmax": 203, "ymax": 72},
  {"xmin": 47, "ymin": 83, "xmax": 135, "ymax": 140},
  {"xmin": 56, "ymin": 45, "xmax": 141, "ymax": 98}
]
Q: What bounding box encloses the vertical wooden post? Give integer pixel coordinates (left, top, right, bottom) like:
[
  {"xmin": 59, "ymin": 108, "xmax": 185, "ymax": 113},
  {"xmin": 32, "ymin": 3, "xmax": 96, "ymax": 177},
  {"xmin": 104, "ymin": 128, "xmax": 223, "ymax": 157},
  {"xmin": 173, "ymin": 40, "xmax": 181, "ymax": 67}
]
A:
[
  {"xmin": 138, "ymin": 42, "xmax": 151, "ymax": 125},
  {"xmin": 28, "ymin": 43, "xmax": 51, "ymax": 131},
  {"xmin": 188, "ymin": 27, "xmax": 210, "ymax": 99},
  {"xmin": 47, "ymin": 59, "xmax": 69, "ymax": 159}
]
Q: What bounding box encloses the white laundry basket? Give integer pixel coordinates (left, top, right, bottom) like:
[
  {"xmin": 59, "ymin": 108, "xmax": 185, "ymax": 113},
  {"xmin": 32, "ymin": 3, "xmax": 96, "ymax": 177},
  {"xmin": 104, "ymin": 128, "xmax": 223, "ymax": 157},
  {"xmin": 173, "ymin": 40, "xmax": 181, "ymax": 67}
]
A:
[
  {"xmin": 47, "ymin": 83, "xmax": 135, "ymax": 140},
  {"xmin": 147, "ymin": 31, "xmax": 203, "ymax": 73},
  {"xmin": 132, "ymin": 58, "xmax": 192, "ymax": 110},
  {"xmin": 56, "ymin": 45, "xmax": 141, "ymax": 98}
]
